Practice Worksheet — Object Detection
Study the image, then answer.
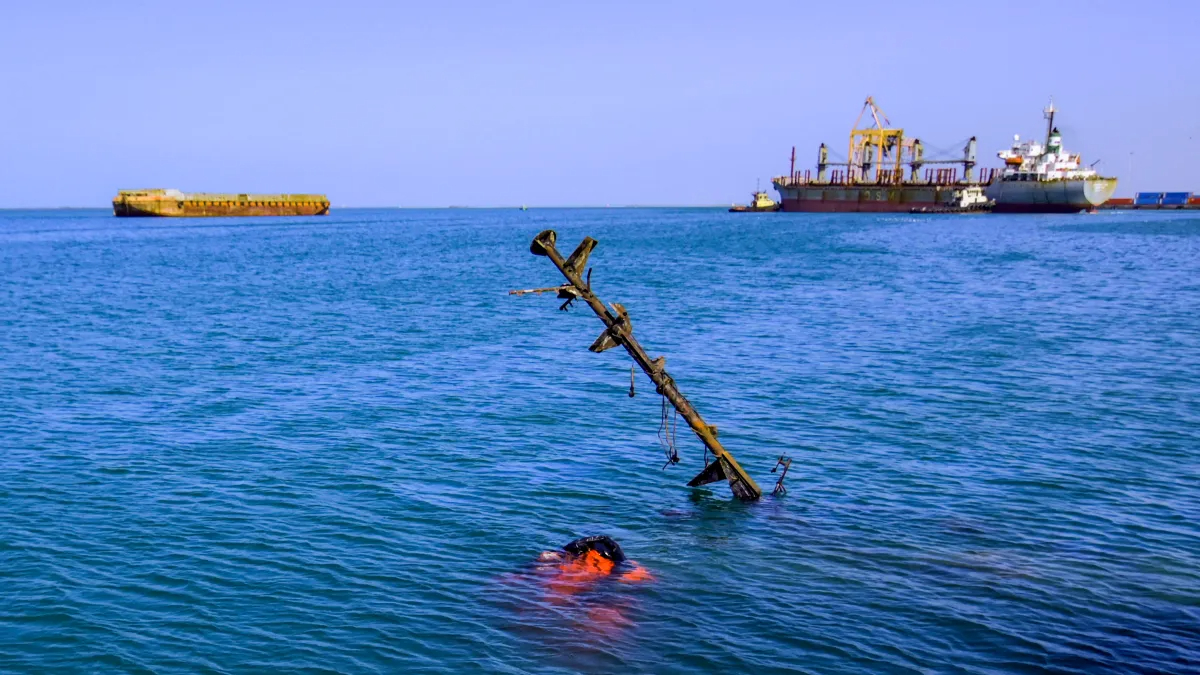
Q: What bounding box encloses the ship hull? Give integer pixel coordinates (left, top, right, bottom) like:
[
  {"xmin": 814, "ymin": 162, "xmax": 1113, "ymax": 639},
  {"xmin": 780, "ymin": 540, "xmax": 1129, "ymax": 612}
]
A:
[
  {"xmin": 985, "ymin": 178, "xmax": 1117, "ymax": 214},
  {"xmin": 773, "ymin": 183, "xmax": 970, "ymax": 213},
  {"xmin": 113, "ymin": 190, "xmax": 330, "ymax": 217},
  {"xmin": 114, "ymin": 202, "xmax": 330, "ymax": 217},
  {"xmin": 780, "ymin": 198, "xmax": 925, "ymax": 213},
  {"xmin": 991, "ymin": 203, "xmax": 1094, "ymax": 214}
]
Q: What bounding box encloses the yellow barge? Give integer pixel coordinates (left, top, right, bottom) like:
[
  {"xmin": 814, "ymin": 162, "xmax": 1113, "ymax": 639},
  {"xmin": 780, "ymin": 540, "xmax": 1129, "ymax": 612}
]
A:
[{"xmin": 113, "ymin": 189, "xmax": 330, "ymax": 217}]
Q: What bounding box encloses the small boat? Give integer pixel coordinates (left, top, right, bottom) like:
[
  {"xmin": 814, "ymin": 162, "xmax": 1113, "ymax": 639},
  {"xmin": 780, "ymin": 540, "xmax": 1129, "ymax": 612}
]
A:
[{"xmin": 729, "ymin": 190, "xmax": 779, "ymax": 212}]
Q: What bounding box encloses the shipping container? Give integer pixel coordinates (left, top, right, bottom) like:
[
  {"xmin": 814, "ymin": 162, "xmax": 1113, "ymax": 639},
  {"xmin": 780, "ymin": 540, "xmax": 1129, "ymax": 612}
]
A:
[
  {"xmin": 1105, "ymin": 197, "xmax": 1134, "ymax": 206},
  {"xmin": 1161, "ymin": 192, "xmax": 1191, "ymax": 205},
  {"xmin": 1134, "ymin": 192, "xmax": 1164, "ymax": 205},
  {"xmin": 1189, "ymin": 196, "xmax": 1200, "ymax": 205}
]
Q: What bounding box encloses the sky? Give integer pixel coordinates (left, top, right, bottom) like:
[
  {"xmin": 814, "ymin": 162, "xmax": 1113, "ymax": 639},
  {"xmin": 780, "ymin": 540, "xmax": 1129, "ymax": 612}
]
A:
[{"xmin": 1, "ymin": 0, "xmax": 1197, "ymax": 207}]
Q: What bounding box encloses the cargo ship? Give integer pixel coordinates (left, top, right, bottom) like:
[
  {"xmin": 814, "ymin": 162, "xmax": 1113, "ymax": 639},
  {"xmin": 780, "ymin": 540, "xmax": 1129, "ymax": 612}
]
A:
[
  {"xmin": 985, "ymin": 101, "xmax": 1117, "ymax": 213},
  {"xmin": 113, "ymin": 189, "xmax": 330, "ymax": 217},
  {"xmin": 771, "ymin": 97, "xmax": 994, "ymax": 213}
]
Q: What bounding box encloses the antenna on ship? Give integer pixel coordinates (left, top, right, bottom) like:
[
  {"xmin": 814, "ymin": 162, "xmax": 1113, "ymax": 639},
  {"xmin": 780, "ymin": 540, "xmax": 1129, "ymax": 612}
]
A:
[{"xmin": 1043, "ymin": 97, "xmax": 1057, "ymax": 148}]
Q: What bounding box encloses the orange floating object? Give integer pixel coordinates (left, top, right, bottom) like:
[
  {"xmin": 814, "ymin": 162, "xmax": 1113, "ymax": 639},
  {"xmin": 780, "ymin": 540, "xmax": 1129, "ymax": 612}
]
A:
[{"xmin": 534, "ymin": 536, "xmax": 651, "ymax": 600}]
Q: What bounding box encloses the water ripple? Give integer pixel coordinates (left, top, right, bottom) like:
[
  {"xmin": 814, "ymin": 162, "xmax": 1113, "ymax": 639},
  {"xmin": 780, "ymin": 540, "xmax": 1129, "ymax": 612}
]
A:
[{"xmin": 1, "ymin": 208, "xmax": 1198, "ymax": 673}]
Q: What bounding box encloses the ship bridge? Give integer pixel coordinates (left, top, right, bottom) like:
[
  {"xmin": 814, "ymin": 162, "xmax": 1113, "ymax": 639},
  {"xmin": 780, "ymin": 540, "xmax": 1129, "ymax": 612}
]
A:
[{"xmin": 996, "ymin": 102, "xmax": 1101, "ymax": 183}]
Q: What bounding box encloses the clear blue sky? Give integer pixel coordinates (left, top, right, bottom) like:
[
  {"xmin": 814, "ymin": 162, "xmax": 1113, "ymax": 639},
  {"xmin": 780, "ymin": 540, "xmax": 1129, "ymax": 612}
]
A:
[{"xmin": 1, "ymin": 0, "xmax": 1196, "ymax": 207}]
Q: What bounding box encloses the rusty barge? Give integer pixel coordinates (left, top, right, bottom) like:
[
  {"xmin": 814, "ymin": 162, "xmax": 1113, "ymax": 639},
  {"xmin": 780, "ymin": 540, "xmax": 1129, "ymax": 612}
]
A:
[
  {"xmin": 772, "ymin": 97, "xmax": 995, "ymax": 213},
  {"xmin": 113, "ymin": 189, "xmax": 330, "ymax": 217}
]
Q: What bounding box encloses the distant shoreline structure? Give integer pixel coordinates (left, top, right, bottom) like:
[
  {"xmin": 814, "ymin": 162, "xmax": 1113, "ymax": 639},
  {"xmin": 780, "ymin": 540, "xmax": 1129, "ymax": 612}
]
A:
[
  {"xmin": 6, "ymin": 204, "xmax": 751, "ymax": 210},
  {"xmin": 3, "ymin": 203, "xmax": 1198, "ymax": 212}
]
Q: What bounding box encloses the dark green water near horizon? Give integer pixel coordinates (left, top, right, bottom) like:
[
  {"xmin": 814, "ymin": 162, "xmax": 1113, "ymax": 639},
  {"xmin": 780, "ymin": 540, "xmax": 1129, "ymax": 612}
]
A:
[{"xmin": 2, "ymin": 208, "xmax": 1197, "ymax": 673}]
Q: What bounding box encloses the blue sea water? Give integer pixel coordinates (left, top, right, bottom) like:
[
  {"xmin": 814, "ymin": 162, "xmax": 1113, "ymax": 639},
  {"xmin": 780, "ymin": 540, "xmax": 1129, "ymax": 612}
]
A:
[{"xmin": 1, "ymin": 207, "xmax": 1198, "ymax": 674}]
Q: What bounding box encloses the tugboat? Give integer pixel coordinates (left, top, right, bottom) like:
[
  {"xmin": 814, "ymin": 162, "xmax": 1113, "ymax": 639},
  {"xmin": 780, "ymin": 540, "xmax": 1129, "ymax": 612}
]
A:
[
  {"xmin": 986, "ymin": 100, "xmax": 1118, "ymax": 213},
  {"xmin": 729, "ymin": 189, "xmax": 779, "ymax": 212}
]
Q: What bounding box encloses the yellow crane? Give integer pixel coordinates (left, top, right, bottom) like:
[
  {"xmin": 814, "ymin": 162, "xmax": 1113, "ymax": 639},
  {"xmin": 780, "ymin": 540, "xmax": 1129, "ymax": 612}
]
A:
[{"xmin": 847, "ymin": 96, "xmax": 913, "ymax": 184}]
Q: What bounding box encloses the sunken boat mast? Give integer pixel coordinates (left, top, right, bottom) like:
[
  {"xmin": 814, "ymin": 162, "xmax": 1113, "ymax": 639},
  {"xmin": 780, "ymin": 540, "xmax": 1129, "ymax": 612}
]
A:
[
  {"xmin": 516, "ymin": 230, "xmax": 762, "ymax": 501},
  {"xmin": 772, "ymin": 96, "xmax": 993, "ymax": 212}
]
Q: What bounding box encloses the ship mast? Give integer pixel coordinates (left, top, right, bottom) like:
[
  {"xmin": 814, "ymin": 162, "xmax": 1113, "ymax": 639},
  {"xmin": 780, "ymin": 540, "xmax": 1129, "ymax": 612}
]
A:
[
  {"xmin": 1043, "ymin": 97, "xmax": 1057, "ymax": 149},
  {"xmin": 520, "ymin": 231, "xmax": 764, "ymax": 501}
]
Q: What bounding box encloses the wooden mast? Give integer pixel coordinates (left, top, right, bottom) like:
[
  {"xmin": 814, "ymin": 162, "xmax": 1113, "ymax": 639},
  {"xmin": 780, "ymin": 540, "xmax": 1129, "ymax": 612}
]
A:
[{"xmin": 526, "ymin": 230, "xmax": 763, "ymax": 501}]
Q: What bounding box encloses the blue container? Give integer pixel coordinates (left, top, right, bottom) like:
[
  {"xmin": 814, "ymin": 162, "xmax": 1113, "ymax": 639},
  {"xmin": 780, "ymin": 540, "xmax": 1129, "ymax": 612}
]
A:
[
  {"xmin": 1135, "ymin": 192, "xmax": 1164, "ymax": 205},
  {"xmin": 1161, "ymin": 192, "xmax": 1191, "ymax": 205}
]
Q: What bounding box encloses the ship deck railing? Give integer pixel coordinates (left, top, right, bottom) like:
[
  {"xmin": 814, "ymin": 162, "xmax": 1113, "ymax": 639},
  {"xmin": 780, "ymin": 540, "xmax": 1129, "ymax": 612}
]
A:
[
  {"xmin": 772, "ymin": 176, "xmax": 997, "ymax": 189},
  {"xmin": 775, "ymin": 167, "xmax": 1000, "ymax": 189}
]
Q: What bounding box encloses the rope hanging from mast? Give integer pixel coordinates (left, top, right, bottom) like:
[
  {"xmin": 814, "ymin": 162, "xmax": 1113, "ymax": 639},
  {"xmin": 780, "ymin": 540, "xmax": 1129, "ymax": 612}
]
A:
[{"xmin": 658, "ymin": 394, "xmax": 679, "ymax": 469}]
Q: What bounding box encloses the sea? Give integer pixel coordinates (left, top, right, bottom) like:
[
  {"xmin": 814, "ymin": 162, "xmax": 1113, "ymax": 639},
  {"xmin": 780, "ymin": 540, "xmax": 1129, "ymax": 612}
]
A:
[{"xmin": 1, "ymin": 207, "xmax": 1197, "ymax": 674}]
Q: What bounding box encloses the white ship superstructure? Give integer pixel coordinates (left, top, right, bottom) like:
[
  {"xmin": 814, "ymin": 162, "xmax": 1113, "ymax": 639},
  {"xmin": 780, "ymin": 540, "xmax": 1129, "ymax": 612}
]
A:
[{"xmin": 985, "ymin": 101, "xmax": 1117, "ymax": 213}]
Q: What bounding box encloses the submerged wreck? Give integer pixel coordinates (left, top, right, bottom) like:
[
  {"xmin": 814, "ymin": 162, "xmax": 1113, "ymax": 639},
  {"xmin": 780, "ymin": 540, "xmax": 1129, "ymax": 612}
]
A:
[{"xmin": 513, "ymin": 230, "xmax": 764, "ymax": 501}]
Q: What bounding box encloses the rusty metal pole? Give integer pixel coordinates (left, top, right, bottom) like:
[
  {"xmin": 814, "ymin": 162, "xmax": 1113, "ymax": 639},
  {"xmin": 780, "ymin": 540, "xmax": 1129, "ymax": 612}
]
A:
[{"xmin": 527, "ymin": 230, "xmax": 762, "ymax": 501}]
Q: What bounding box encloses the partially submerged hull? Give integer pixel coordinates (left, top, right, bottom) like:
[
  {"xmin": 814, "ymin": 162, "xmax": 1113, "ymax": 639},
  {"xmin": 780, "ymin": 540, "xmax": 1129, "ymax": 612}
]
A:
[
  {"xmin": 986, "ymin": 178, "xmax": 1117, "ymax": 213},
  {"xmin": 113, "ymin": 189, "xmax": 330, "ymax": 217}
]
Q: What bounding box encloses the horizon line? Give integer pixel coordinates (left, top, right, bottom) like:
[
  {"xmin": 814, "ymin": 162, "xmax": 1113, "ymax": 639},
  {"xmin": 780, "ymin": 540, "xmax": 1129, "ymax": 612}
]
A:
[{"xmin": 0, "ymin": 204, "xmax": 742, "ymax": 211}]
